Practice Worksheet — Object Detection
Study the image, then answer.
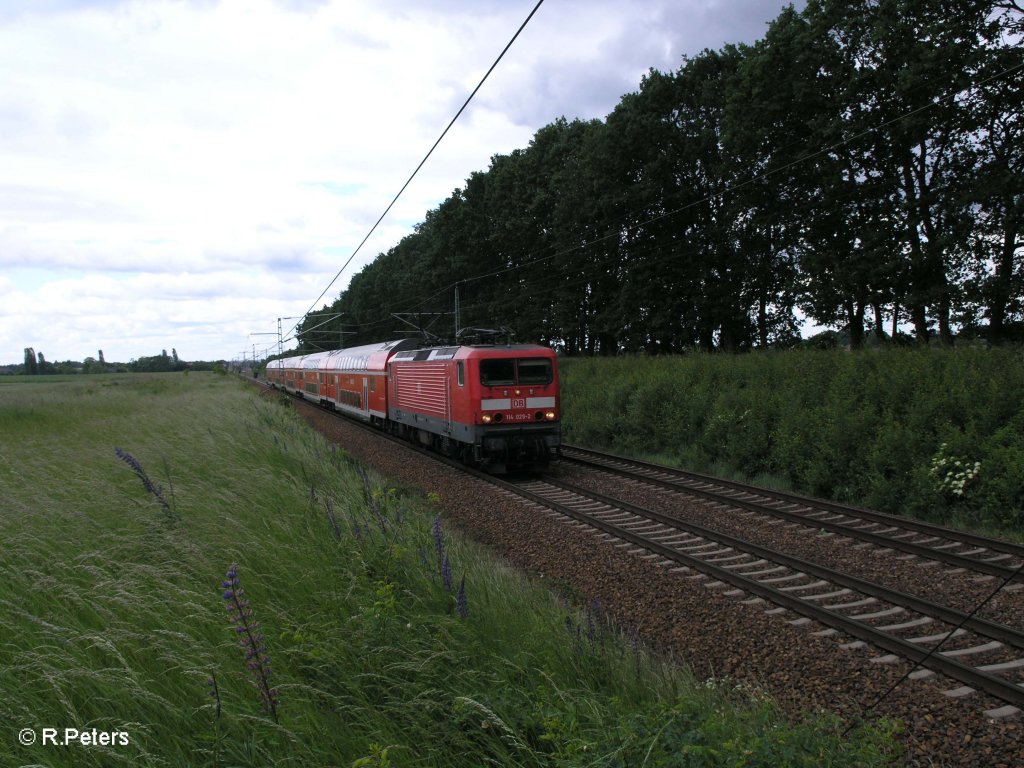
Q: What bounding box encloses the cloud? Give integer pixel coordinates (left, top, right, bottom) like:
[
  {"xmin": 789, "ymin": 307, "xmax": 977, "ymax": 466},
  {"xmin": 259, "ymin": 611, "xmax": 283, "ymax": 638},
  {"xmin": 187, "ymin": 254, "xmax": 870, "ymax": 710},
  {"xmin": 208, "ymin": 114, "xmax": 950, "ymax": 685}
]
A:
[
  {"xmin": 0, "ymin": 184, "xmax": 134, "ymax": 225},
  {"xmin": 301, "ymin": 181, "xmax": 366, "ymax": 197},
  {"xmin": 1, "ymin": 268, "xmax": 320, "ymax": 362},
  {"xmin": 0, "ymin": 0, "xmax": 800, "ymax": 364},
  {"xmin": 0, "ymin": 274, "xmax": 14, "ymax": 299}
]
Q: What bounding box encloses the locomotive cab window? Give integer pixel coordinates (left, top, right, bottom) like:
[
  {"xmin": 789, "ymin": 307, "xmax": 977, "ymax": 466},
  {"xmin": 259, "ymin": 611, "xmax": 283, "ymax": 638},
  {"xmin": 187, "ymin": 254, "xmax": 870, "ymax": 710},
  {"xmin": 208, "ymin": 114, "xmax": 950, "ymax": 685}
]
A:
[
  {"xmin": 480, "ymin": 359, "xmax": 515, "ymax": 386},
  {"xmin": 479, "ymin": 358, "xmax": 552, "ymax": 386},
  {"xmin": 517, "ymin": 358, "xmax": 552, "ymax": 385},
  {"xmin": 457, "ymin": 361, "xmax": 464, "ymax": 387}
]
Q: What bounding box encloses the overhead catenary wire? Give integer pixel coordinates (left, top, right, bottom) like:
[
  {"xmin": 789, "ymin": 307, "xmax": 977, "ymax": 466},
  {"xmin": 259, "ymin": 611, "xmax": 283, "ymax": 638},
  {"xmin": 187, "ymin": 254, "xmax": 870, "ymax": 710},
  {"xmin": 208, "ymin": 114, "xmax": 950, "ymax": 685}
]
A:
[
  {"xmin": 256, "ymin": 17, "xmax": 1024, "ymax": 741},
  {"xmin": 275, "ymin": 11, "xmax": 1021, "ymax": 357},
  {"xmin": 844, "ymin": 554, "xmax": 1024, "ymax": 737},
  {"xmin": 284, "ymin": 0, "xmax": 546, "ymax": 346},
  {"xmin": 284, "ymin": 54, "xmax": 1023, "ymax": 350},
  {"xmin": 439, "ymin": 57, "xmax": 1024, "ymax": 298}
]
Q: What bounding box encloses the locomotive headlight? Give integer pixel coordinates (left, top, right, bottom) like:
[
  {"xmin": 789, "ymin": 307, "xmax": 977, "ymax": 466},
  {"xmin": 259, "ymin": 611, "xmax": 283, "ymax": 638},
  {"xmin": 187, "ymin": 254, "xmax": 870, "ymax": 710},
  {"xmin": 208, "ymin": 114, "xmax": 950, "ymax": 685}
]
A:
[
  {"xmin": 481, "ymin": 414, "xmax": 492, "ymax": 424},
  {"xmin": 545, "ymin": 411, "xmax": 556, "ymax": 421}
]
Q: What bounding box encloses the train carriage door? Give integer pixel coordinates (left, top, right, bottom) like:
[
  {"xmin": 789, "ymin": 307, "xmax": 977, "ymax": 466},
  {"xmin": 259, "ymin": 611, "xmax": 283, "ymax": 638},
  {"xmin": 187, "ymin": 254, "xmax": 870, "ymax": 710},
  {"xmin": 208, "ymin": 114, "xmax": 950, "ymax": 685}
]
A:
[
  {"xmin": 446, "ymin": 371, "xmax": 452, "ymax": 433},
  {"xmin": 362, "ymin": 377, "xmax": 368, "ymax": 414}
]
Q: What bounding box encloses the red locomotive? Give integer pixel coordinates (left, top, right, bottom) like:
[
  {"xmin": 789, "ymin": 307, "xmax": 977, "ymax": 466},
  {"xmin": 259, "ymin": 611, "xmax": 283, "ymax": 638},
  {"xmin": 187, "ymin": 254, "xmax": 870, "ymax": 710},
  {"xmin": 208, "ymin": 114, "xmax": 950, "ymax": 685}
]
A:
[{"xmin": 265, "ymin": 339, "xmax": 560, "ymax": 472}]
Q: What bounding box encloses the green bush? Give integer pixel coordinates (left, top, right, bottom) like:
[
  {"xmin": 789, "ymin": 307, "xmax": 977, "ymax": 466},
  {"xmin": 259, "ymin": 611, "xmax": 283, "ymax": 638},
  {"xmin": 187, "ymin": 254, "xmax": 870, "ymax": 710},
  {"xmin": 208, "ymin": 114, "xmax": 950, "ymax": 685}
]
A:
[{"xmin": 560, "ymin": 346, "xmax": 1024, "ymax": 533}]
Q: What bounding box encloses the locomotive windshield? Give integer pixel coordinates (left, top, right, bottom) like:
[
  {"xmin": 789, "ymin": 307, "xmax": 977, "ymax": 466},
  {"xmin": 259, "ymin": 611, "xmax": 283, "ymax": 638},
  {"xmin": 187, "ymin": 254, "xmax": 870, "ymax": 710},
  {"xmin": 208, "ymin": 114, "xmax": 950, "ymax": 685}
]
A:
[
  {"xmin": 480, "ymin": 358, "xmax": 552, "ymax": 386},
  {"xmin": 480, "ymin": 359, "xmax": 515, "ymax": 386},
  {"xmin": 517, "ymin": 359, "xmax": 552, "ymax": 384}
]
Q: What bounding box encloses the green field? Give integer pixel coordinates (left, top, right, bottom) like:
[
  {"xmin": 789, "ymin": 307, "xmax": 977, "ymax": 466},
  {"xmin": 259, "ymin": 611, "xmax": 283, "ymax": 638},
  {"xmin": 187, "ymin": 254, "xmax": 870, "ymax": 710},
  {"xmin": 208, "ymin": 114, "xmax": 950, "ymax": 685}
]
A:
[
  {"xmin": 561, "ymin": 346, "xmax": 1024, "ymax": 535},
  {"xmin": 0, "ymin": 373, "xmax": 894, "ymax": 766}
]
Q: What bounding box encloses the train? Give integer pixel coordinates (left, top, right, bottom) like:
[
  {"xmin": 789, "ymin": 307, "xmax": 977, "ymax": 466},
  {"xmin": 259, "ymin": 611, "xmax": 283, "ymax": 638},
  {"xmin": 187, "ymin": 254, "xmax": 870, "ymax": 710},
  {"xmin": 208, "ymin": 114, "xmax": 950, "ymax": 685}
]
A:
[{"xmin": 264, "ymin": 338, "xmax": 561, "ymax": 472}]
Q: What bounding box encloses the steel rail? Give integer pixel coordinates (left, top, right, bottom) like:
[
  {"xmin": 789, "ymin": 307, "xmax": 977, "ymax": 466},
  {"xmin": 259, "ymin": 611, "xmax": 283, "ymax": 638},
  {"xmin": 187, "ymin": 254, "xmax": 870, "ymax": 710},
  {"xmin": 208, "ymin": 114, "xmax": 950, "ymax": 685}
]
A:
[
  {"xmin": 560, "ymin": 445, "xmax": 1024, "ymax": 582},
  {"xmin": 493, "ymin": 474, "xmax": 1024, "ymax": 710},
  {"xmin": 562, "ymin": 443, "xmax": 1024, "ymax": 558},
  {"xmin": 541, "ymin": 477, "xmax": 1024, "ymax": 651},
  {"xmin": 260, "ymin": 387, "xmax": 1024, "ymax": 708}
]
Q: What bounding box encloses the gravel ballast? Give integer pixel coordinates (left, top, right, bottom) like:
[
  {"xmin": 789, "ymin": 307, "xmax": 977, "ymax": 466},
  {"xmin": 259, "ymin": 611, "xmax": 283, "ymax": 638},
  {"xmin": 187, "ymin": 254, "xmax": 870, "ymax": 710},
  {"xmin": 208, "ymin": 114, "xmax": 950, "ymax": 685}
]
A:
[{"xmin": 277, "ymin": 390, "xmax": 1024, "ymax": 767}]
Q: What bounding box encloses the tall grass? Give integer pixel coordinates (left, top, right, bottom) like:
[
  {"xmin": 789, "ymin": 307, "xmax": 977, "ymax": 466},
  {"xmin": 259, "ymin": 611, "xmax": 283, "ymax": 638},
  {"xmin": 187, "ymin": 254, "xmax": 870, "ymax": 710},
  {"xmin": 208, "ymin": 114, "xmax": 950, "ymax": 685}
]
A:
[
  {"xmin": 560, "ymin": 346, "xmax": 1024, "ymax": 533},
  {"xmin": 0, "ymin": 373, "xmax": 896, "ymax": 766}
]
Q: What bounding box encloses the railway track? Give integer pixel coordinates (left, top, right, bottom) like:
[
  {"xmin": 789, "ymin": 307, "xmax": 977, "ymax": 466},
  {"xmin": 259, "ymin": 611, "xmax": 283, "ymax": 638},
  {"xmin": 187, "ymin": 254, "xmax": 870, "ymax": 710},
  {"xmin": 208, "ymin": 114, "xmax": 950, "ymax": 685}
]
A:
[
  {"xmin": 559, "ymin": 444, "xmax": 1024, "ymax": 584},
  {"xmin": 491, "ymin": 473, "xmax": 1024, "ymax": 717},
  {"xmin": 265, "ymin": 381, "xmax": 1024, "ymax": 762},
  {"xmin": 259, "ymin": 384, "xmax": 1024, "ymax": 716}
]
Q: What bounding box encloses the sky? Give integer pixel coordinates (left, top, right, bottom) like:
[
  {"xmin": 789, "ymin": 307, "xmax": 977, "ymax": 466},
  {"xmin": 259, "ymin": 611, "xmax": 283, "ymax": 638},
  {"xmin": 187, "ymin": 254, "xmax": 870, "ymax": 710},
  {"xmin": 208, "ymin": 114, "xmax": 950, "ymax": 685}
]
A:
[{"xmin": 0, "ymin": 0, "xmax": 799, "ymax": 366}]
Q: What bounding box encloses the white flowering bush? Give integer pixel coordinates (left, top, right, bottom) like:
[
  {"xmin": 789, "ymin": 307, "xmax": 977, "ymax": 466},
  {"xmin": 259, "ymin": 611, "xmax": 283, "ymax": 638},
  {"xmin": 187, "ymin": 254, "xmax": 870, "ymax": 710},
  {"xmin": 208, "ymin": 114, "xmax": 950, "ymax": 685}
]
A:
[{"xmin": 929, "ymin": 442, "xmax": 982, "ymax": 498}]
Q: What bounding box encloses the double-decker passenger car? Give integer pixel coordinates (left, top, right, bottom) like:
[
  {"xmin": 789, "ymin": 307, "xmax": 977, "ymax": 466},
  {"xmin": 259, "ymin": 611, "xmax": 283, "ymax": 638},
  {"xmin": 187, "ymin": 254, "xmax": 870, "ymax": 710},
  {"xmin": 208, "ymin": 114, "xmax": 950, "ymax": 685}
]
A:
[{"xmin": 265, "ymin": 339, "xmax": 560, "ymax": 472}]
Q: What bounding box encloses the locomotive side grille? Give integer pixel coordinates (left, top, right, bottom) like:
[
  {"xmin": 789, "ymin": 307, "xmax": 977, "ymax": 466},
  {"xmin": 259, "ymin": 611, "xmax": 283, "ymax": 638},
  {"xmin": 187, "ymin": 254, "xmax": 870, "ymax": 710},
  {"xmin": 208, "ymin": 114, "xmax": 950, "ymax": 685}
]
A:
[{"xmin": 394, "ymin": 362, "xmax": 449, "ymax": 418}]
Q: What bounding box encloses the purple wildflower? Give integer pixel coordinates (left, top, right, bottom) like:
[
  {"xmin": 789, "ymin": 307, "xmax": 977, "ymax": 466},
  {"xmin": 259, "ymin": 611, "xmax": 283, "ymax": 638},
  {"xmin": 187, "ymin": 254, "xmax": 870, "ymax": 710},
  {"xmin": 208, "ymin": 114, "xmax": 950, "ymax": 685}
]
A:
[
  {"xmin": 357, "ymin": 466, "xmax": 377, "ymax": 512},
  {"xmin": 586, "ymin": 598, "xmax": 604, "ymax": 647},
  {"xmin": 221, "ymin": 564, "xmax": 279, "ymax": 722},
  {"xmin": 325, "ymin": 498, "xmax": 341, "ymax": 541},
  {"xmin": 357, "ymin": 466, "xmax": 388, "ymax": 532},
  {"xmin": 207, "ymin": 672, "xmax": 222, "ymax": 720},
  {"xmin": 441, "ymin": 554, "xmax": 453, "ymax": 593},
  {"xmin": 629, "ymin": 626, "xmax": 642, "ymax": 678},
  {"xmin": 432, "ymin": 515, "xmax": 445, "ymax": 563},
  {"xmin": 115, "ymin": 447, "xmax": 173, "ymax": 516},
  {"xmin": 441, "ymin": 554, "xmax": 454, "ymax": 592},
  {"xmin": 456, "ymin": 575, "xmax": 468, "ymax": 619}
]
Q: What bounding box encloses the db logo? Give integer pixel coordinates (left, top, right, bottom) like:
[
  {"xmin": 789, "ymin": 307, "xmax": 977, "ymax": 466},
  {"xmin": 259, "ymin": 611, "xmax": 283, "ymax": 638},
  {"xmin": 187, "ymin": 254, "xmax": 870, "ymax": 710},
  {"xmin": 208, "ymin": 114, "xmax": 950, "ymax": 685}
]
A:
[{"xmin": 511, "ymin": 398, "xmax": 526, "ymax": 409}]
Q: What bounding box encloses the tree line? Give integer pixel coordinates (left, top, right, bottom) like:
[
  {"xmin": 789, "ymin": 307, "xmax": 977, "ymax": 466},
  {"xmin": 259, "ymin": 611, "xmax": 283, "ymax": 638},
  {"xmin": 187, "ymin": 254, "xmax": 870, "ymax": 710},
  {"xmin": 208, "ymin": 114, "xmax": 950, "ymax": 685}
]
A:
[
  {"xmin": 9, "ymin": 347, "xmax": 205, "ymax": 375},
  {"xmin": 297, "ymin": 0, "xmax": 1022, "ymax": 355}
]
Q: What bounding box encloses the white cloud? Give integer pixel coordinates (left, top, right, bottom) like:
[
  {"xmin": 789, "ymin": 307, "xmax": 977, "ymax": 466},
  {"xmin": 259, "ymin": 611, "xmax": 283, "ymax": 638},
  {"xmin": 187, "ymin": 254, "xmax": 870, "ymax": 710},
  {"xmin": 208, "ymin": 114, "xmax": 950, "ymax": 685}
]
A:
[{"xmin": 0, "ymin": 0, "xmax": 799, "ymax": 364}]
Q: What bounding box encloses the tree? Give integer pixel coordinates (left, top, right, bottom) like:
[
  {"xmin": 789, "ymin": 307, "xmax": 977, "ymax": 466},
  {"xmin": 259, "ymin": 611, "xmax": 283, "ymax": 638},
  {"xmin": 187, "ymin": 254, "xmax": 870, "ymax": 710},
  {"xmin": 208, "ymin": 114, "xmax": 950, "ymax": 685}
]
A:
[
  {"xmin": 481, "ymin": 118, "xmax": 609, "ymax": 352},
  {"xmin": 959, "ymin": 6, "xmax": 1024, "ymax": 342},
  {"xmin": 289, "ymin": 0, "xmax": 1019, "ymax": 354},
  {"xmin": 608, "ymin": 50, "xmax": 768, "ymax": 352},
  {"xmin": 862, "ymin": 0, "xmax": 993, "ymax": 344},
  {"xmin": 131, "ymin": 352, "xmax": 173, "ymax": 372},
  {"xmin": 23, "ymin": 348, "xmax": 38, "ymax": 375}
]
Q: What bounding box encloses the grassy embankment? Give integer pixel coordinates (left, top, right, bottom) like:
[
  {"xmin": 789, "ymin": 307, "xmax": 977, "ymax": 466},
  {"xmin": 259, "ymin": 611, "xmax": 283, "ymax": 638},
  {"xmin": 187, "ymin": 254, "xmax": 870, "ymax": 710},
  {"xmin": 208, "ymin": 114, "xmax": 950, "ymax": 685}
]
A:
[
  {"xmin": 561, "ymin": 345, "xmax": 1024, "ymax": 535},
  {"xmin": 0, "ymin": 373, "xmax": 895, "ymax": 767}
]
